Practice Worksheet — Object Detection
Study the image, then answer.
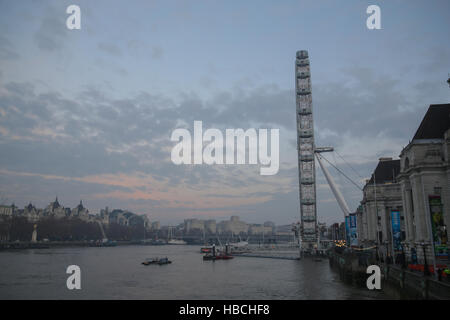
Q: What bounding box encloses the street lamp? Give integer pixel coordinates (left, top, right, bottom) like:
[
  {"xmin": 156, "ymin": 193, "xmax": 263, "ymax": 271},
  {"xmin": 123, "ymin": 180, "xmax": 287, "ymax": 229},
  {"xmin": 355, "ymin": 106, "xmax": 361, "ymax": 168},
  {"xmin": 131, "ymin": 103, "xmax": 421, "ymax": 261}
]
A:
[
  {"xmin": 384, "ymin": 241, "xmax": 390, "ymax": 264},
  {"xmin": 421, "ymin": 242, "xmax": 430, "ymax": 276}
]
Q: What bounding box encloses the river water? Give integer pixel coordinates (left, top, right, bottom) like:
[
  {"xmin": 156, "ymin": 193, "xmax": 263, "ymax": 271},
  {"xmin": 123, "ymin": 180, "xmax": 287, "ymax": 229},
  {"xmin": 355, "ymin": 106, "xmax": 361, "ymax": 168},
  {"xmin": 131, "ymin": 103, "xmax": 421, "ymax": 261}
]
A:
[{"xmin": 0, "ymin": 245, "xmax": 388, "ymax": 299}]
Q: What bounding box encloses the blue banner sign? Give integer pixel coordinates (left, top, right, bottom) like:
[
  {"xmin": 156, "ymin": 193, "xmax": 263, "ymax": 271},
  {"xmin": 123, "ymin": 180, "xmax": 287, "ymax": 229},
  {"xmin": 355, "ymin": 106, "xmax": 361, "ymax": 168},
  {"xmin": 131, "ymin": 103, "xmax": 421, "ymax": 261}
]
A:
[
  {"xmin": 391, "ymin": 210, "xmax": 402, "ymax": 252},
  {"xmin": 349, "ymin": 213, "xmax": 358, "ymax": 247}
]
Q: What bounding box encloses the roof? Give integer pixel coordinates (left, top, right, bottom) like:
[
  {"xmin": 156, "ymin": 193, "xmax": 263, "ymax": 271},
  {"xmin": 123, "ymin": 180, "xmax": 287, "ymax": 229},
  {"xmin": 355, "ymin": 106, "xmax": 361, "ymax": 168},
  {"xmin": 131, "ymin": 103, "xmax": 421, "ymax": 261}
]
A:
[
  {"xmin": 367, "ymin": 158, "xmax": 400, "ymax": 185},
  {"xmin": 413, "ymin": 104, "xmax": 450, "ymax": 140}
]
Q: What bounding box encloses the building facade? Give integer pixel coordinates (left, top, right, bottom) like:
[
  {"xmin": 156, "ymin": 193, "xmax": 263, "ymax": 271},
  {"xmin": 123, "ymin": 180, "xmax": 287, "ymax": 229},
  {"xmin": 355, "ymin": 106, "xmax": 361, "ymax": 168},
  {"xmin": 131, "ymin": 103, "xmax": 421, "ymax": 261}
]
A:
[
  {"xmin": 217, "ymin": 216, "xmax": 249, "ymax": 235},
  {"xmin": 248, "ymin": 224, "xmax": 273, "ymax": 235},
  {"xmin": 397, "ymin": 104, "xmax": 450, "ymax": 264},
  {"xmin": 360, "ymin": 158, "xmax": 403, "ymax": 258}
]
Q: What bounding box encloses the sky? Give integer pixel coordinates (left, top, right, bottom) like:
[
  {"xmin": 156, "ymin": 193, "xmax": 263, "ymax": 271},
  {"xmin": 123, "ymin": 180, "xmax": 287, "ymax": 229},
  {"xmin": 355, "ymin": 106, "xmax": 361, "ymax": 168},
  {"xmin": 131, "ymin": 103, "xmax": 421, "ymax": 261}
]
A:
[{"xmin": 0, "ymin": 0, "xmax": 449, "ymax": 226}]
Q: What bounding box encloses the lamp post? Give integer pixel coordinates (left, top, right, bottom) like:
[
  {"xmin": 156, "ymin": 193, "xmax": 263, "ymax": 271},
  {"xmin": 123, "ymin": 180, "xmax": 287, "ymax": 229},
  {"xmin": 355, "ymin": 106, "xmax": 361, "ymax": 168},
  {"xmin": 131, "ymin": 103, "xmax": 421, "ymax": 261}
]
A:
[
  {"xmin": 401, "ymin": 245, "xmax": 407, "ymax": 269},
  {"xmin": 384, "ymin": 241, "xmax": 390, "ymax": 264},
  {"xmin": 422, "ymin": 242, "xmax": 430, "ymax": 276},
  {"xmin": 420, "ymin": 178, "xmax": 438, "ymax": 280}
]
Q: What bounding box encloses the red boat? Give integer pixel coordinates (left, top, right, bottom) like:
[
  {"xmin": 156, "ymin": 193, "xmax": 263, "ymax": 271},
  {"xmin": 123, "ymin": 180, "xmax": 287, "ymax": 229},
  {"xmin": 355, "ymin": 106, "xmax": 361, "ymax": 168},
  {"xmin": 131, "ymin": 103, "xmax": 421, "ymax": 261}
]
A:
[{"xmin": 215, "ymin": 253, "xmax": 233, "ymax": 260}]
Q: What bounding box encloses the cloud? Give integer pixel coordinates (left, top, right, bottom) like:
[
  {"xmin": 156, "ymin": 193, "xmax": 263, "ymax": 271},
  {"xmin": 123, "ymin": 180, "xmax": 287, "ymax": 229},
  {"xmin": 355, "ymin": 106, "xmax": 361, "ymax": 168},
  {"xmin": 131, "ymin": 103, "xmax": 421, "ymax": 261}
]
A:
[
  {"xmin": 0, "ymin": 35, "xmax": 20, "ymax": 60},
  {"xmin": 0, "ymin": 49, "xmax": 449, "ymax": 223},
  {"xmin": 34, "ymin": 10, "xmax": 67, "ymax": 52},
  {"xmin": 151, "ymin": 46, "xmax": 163, "ymax": 59},
  {"xmin": 0, "ymin": 79, "xmax": 300, "ymax": 220},
  {"xmin": 97, "ymin": 42, "xmax": 122, "ymax": 57}
]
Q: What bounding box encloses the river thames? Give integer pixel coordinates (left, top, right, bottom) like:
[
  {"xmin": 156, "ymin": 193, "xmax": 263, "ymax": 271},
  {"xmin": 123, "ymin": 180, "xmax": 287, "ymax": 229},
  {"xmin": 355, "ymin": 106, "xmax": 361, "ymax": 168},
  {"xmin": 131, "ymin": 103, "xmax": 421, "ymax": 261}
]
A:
[{"xmin": 0, "ymin": 245, "xmax": 388, "ymax": 299}]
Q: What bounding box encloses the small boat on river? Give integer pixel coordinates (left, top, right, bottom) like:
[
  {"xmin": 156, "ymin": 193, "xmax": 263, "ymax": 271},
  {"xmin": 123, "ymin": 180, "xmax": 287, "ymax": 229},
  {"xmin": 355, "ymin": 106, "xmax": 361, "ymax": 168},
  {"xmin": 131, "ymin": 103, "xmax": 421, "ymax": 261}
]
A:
[
  {"xmin": 142, "ymin": 257, "xmax": 160, "ymax": 265},
  {"xmin": 142, "ymin": 257, "xmax": 172, "ymax": 265},
  {"xmin": 157, "ymin": 257, "xmax": 172, "ymax": 265}
]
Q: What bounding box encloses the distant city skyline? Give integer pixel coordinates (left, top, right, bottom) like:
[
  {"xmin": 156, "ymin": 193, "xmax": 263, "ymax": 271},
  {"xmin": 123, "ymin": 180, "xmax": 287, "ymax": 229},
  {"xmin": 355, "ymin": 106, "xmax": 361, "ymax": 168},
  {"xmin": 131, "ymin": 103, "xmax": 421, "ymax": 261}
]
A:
[
  {"xmin": 2, "ymin": 197, "xmax": 308, "ymax": 241},
  {"xmin": 1, "ymin": 196, "xmax": 292, "ymax": 227},
  {"xmin": 0, "ymin": 1, "xmax": 449, "ymax": 226}
]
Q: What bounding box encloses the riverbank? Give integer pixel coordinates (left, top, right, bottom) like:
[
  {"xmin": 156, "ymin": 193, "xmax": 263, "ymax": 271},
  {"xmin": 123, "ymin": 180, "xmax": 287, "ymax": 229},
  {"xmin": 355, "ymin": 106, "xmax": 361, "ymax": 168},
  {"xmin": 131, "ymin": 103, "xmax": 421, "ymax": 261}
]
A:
[
  {"xmin": 0, "ymin": 240, "xmax": 148, "ymax": 250},
  {"xmin": 328, "ymin": 248, "xmax": 450, "ymax": 300}
]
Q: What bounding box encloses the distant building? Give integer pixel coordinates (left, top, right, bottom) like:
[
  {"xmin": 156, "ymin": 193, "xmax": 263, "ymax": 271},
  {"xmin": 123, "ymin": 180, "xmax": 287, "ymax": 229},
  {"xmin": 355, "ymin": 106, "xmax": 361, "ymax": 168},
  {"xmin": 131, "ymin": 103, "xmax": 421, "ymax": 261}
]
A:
[
  {"xmin": 328, "ymin": 223, "xmax": 343, "ymax": 241},
  {"xmin": 217, "ymin": 216, "xmax": 248, "ymax": 235},
  {"xmin": 263, "ymin": 221, "xmax": 275, "ymax": 228},
  {"xmin": 248, "ymin": 224, "xmax": 273, "ymax": 235},
  {"xmin": 70, "ymin": 200, "xmax": 90, "ymax": 221},
  {"xmin": 263, "ymin": 221, "xmax": 276, "ymax": 233},
  {"xmin": 317, "ymin": 222, "xmax": 328, "ymax": 239},
  {"xmin": 184, "ymin": 219, "xmax": 205, "ymax": 234},
  {"xmin": 109, "ymin": 209, "xmax": 135, "ymax": 226},
  {"xmin": 183, "ymin": 218, "xmax": 218, "ymax": 235},
  {"xmin": 339, "ymin": 222, "xmax": 346, "ymax": 241},
  {"xmin": 204, "ymin": 220, "xmax": 216, "ymax": 234},
  {"xmin": 23, "ymin": 203, "xmax": 41, "ymax": 223},
  {"xmin": 142, "ymin": 215, "xmax": 150, "ymax": 230},
  {"xmin": 99, "ymin": 207, "xmax": 110, "ymax": 225},
  {"xmin": 0, "ymin": 204, "xmax": 15, "ymax": 216},
  {"xmin": 151, "ymin": 221, "xmax": 160, "ymax": 231},
  {"xmin": 359, "ymin": 157, "xmax": 403, "ymax": 255},
  {"xmin": 44, "ymin": 197, "xmax": 66, "ymax": 218}
]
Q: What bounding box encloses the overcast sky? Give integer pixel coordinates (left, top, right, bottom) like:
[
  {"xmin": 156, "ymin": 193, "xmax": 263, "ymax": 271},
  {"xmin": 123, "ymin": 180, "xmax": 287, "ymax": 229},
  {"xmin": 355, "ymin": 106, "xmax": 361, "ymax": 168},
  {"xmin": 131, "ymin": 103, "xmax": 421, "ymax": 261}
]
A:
[{"xmin": 0, "ymin": 0, "xmax": 449, "ymax": 225}]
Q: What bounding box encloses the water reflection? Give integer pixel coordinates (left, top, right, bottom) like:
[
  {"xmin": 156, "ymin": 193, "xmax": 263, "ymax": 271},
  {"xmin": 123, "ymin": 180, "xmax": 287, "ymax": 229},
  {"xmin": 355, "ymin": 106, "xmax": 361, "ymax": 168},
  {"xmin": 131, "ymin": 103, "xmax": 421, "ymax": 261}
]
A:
[{"xmin": 0, "ymin": 245, "xmax": 388, "ymax": 299}]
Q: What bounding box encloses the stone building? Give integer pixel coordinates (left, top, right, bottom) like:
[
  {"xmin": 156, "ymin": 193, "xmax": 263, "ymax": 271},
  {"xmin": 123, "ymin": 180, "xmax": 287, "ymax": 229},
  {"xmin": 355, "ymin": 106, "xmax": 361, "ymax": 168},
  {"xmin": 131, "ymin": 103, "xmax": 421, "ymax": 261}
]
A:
[
  {"xmin": 151, "ymin": 221, "xmax": 160, "ymax": 231},
  {"xmin": 23, "ymin": 203, "xmax": 41, "ymax": 223},
  {"xmin": 183, "ymin": 219, "xmax": 218, "ymax": 235},
  {"xmin": 217, "ymin": 216, "xmax": 248, "ymax": 235},
  {"xmin": 184, "ymin": 219, "xmax": 205, "ymax": 234},
  {"xmin": 248, "ymin": 224, "xmax": 273, "ymax": 235},
  {"xmin": 327, "ymin": 222, "xmax": 346, "ymax": 241},
  {"xmin": 99, "ymin": 207, "xmax": 110, "ymax": 225},
  {"xmin": 44, "ymin": 197, "xmax": 67, "ymax": 218},
  {"xmin": 263, "ymin": 221, "xmax": 276, "ymax": 233},
  {"xmin": 359, "ymin": 157, "xmax": 403, "ymax": 259},
  {"xmin": 0, "ymin": 204, "xmax": 15, "ymax": 216},
  {"xmin": 355, "ymin": 205, "xmax": 363, "ymax": 244},
  {"xmin": 109, "ymin": 209, "xmax": 131, "ymax": 226},
  {"xmin": 70, "ymin": 200, "xmax": 90, "ymax": 221},
  {"xmin": 397, "ymin": 104, "xmax": 450, "ymax": 264},
  {"xmin": 204, "ymin": 220, "xmax": 216, "ymax": 234}
]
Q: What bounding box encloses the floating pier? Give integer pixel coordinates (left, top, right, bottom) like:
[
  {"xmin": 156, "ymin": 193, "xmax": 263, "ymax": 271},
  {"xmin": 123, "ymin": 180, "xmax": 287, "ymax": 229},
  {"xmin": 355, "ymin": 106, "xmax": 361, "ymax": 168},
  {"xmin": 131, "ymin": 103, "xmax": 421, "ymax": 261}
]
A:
[{"xmin": 232, "ymin": 253, "xmax": 300, "ymax": 260}]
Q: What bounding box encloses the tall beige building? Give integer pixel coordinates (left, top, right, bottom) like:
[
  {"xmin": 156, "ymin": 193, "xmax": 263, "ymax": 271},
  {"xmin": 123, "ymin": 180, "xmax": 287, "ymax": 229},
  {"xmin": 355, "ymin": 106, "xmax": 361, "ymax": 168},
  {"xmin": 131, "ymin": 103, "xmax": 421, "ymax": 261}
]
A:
[
  {"xmin": 398, "ymin": 104, "xmax": 450, "ymax": 263},
  {"xmin": 217, "ymin": 216, "xmax": 248, "ymax": 235}
]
